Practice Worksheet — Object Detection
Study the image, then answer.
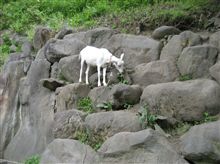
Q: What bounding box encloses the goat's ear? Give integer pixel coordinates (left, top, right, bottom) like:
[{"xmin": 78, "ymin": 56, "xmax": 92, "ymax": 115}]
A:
[{"xmin": 120, "ymin": 53, "xmax": 124, "ymax": 60}]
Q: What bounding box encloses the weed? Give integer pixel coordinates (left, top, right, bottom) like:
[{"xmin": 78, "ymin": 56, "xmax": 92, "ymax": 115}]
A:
[
  {"xmin": 123, "ymin": 102, "xmax": 133, "ymax": 110},
  {"xmin": 179, "ymin": 74, "xmax": 192, "ymax": 81},
  {"xmin": 77, "ymin": 97, "xmax": 94, "ymax": 113},
  {"xmin": 117, "ymin": 73, "xmax": 129, "ymax": 84},
  {"xmin": 75, "ymin": 130, "xmax": 104, "ymax": 151},
  {"xmin": 166, "ymin": 122, "xmax": 191, "ymax": 136},
  {"xmin": 138, "ymin": 104, "xmax": 157, "ymax": 129},
  {"xmin": 96, "ymin": 102, "xmax": 113, "ymax": 111},
  {"xmin": 24, "ymin": 155, "xmax": 40, "ymax": 164}
]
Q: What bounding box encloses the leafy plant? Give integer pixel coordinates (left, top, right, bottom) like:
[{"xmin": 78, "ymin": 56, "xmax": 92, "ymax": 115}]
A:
[
  {"xmin": 75, "ymin": 130, "xmax": 104, "ymax": 151},
  {"xmin": 96, "ymin": 102, "xmax": 113, "ymax": 111},
  {"xmin": 117, "ymin": 73, "xmax": 129, "ymax": 84},
  {"xmin": 123, "ymin": 102, "xmax": 133, "ymax": 110},
  {"xmin": 77, "ymin": 97, "xmax": 94, "ymax": 113},
  {"xmin": 203, "ymin": 112, "xmax": 218, "ymax": 123},
  {"xmin": 138, "ymin": 104, "xmax": 157, "ymax": 128},
  {"xmin": 179, "ymin": 74, "xmax": 192, "ymax": 81},
  {"xmin": 24, "ymin": 155, "xmax": 40, "ymax": 164}
]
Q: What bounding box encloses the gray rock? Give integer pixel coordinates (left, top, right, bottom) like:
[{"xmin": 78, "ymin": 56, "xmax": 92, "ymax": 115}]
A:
[
  {"xmin": 55, "ymin": 83, "xmax": 90, "ymax": 112},
  {"xmin": 64, "ymin": 27, "xmax": 115, "ymax": 47},
  {"xmin": 58, "ymin": 55, "xmax": 96, "ymax": 83},
  {"xmin": 84, "ymin": 27, "xmax": 115, "ymax": 47},
  {"xmin": 4, "ymin": 86, "xmax": 55, "ymax": 162},
  {"xmin": 21, "ymin": 41, "xmax": 33, "ymax": 57},
  {"xmin": 177, "ymin": 45, "xmax": 218, "ymax": 78},
  {"xmin": 33, "ymin": 26, "xmax": 51, "ymax": 50},
  {"xmin": 40, "ymin": 78, "xmax": 66, "ymax": 91},
  {"xmin": 210, "ymin": 61, "xmax": 220, "ymax": 84},
  {"xmin": 89, "ymin": 84, "xmax": 142, "ymax": 110},
  {"xmin": 152, "ymin": 26, "xmax": 181, "ymax": 40},
  {"xmin": 9, "ymin": 44, "xmax": 17, "ymax": 53},
  {"xmin": 160, "ymin": 31, "xmax": 202, "ymax": 63},
  {"xmin": 0, "ymin": 61, "xmax": 25, "ymax": 158},
  {"xmin": 50, "ymin": 62, "xmax": 59, "ymax": 79},
  {"xmin": 45, "ymin": 38, "xmax": 86, "ymax": 63},
  {"xmin": 53, "ymin": 109, "xmax": 86, "ymax": 139},
  {"xmin": 89, "ymin": 69, "xmax": 132, "ymax": 88},
  {"xmin": 131, "ymin": 60, "xmax": 179, "ymax": 86},
  {"xmin": 55, "ymin": 27, "xmax": 73, "ymax": 39},
  {"xmin": 85, "ymin": 111, "xmax": 142, "ymax": 137},
  {"xmin": 180, "ymin": 120, "xmax": 220, "ymax": 164},
  {"xmin": 140, "ymin": 79, "xmax": 220, "ymax": 122},
  {"xmin": 26, "ymin": 59, "xmax": 51, "ymax": 94},
  {"xmin": 103, "ymin": 34, "xmax": 162, "ymax": 70},
  {"xmin": 41, "ymin": 139, "xmax": 99, "ymax": 164},
  {"xmin": 210, "ymin": 31, "xmax": 220, "ymax": 54},
  {"xmin": 3, "ymin": 58, "xmax": 53, "ymax": 161},
  {"xmin": 98, "ymin": 129, "xmax": 188, "ymax": 164}
]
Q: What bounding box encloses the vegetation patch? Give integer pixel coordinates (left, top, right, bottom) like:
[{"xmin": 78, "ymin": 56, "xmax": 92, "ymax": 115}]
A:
[
  {"xmin": 75, "ymin": 129, "xmax": 105, "ymax": 151},
  {"xmin": 96, "ymin": 102, "xmax": 113, "ymax": 111},
  {"xmin": 117, "ymin": 73, "xmax": 129, "ymax": 84},
  {"xmin": 138, "ymin": 104, "xmax": 157, "ymax": 129},
  {"xmin": 24, "ymin": 155, "xmax": 40, "ymax": 164},
  {"xmin": 77, "ymin": 97, "xmax": 94, "ymax": 113},
  {"xmin": 178, "ymin": 74, "xmax": 193, "ymax": 81}
]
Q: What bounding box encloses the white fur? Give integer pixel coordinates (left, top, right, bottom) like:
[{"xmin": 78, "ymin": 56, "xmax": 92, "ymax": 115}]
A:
[{"xmin": 79, "ymin": 46, "xmax": 124, "ymax": 86}]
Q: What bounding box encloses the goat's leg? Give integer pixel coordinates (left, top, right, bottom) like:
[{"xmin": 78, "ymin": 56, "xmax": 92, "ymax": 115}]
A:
[
  {"xmin": 85, "ymin": 65, "xmax": 90, "ymax": 85},
  {"xmin": 79, "ymin": 60, "xmax": 84, "ymax": 83},
  {"xmin": 103, "ymin": 67, "xmax": 107, "ymax": 86},
  {"xmin": 97, "ymin": 65, "xmax": 101, "ymax": 87}
]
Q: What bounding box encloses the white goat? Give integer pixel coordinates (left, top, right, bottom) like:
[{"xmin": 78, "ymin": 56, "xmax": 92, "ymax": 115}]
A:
[{"xmin": 79, "ymin": 46, "xmax": 124, "ymax": 86}]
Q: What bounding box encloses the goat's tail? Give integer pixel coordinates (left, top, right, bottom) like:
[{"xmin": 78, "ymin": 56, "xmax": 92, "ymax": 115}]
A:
[{"xmin": 78, "ymin": 53, "xmax": 81, "ymax": 60}]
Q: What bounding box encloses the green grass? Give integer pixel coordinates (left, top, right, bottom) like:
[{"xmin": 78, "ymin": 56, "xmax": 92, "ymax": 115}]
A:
[
  {"xmin": 77, "ymin": 97, "xmax": 94, "ymax": 113},
  {"xmin": 1, "ymin": 0, "xmax": 219, "ymax": 69},
  {"xmin": 1, "ymin": 0, "xmax": 219, "ymax": 35}
]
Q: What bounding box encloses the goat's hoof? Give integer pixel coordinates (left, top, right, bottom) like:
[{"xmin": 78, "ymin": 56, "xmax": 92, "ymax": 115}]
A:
[{"xmin": 103, "ymin": 83, "xmax": 107, "ymax": 86}]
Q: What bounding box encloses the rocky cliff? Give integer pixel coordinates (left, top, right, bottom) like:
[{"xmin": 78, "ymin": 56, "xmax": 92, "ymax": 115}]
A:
[{"xmin": 0, "ymin": 26, "xmax": 220, "ymax": 164}]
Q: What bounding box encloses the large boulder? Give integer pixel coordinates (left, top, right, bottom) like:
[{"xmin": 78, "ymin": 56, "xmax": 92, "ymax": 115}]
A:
[
  {"xmin": 177, "ymin": 45, "xmax": 218, "ymax": 78},
  {"xmin": 3, "ymin": 58, "xmax": 54, "ymax": 161},
  {"xmin": 103, "ymin": 34, "xmax": 162, "ymax": 70},
  {"xmin": 0, "ymin": 61, "xmax": 25, "ymax": 158},
  {"xmin": 64, "ymin": 27, "xmax": 115, "ymax": 47},
  {"xmin": 210, "ymin": 61, "xmax": 220, "ymax": 84},
  {"xmin": 40, "ymin": 78, "xmax": 66, "ymax": 91},
  {"xmin": 160, "ymin": 31, "xmax": 202, "ymax": 63},
  {"xmin": 33, "ymin": 26, "xmax": 51, "ymax": 50},
  {"xmin": 41, "ymin": 139, "xmax": 99, "ymax": 164},
  {"xmin": 152, "ymin": 26, "xmax": 181, "ymax": 40},
  {"xmin": 55, "ymin": 83, "xmax": 90, "ymax": 112},
  {"xmin": 131, "ymin": 60, "xmax": 179, "ymax": 86},
  {"xmin": 180, "ymin": 120, "xmax": 220, "ymax": 164},
  {"xmin": 88, "ymin": 84, "xmax": 142, "ymax": 110},
  {"xmin": 98, "ymin": 129, "xmax": 188, "ymax": 164},
  {"xmin": 140, "ymin": 79, "xmax": 220, "ymax": 122},
  {"xmin": 58, "ymin": 55, "xmax": 96, "ymax": 83},
  {"xmin": 89, "ymin": 68, "xmax": 132, "ymax": 87},
  {"xmin": 85, "ymin": 111, "xmax": 142, "ymax": 137},
  {"xmin": 210, "ymin": 31, "xmax": 220, "ymax": 53},
  {"xmin": 4, "ymin": 86, "xmax": 55, "ymax": 162},
  {"xmin": 55, "ymin": 27, "xmax": 73, "ymax": 39},
  {"xmin": 53, "ymin": 109, "xmax": 87, "ymax": 139},
  {"xmin": 45, "ymin": 38, "xmax": 86, "ymax": 63}
]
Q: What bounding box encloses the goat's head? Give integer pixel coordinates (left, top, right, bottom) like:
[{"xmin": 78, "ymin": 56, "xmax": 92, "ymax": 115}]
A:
[{"xmin": 113, "ymin": 53, "xmax": 124, "ymax": 73}]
